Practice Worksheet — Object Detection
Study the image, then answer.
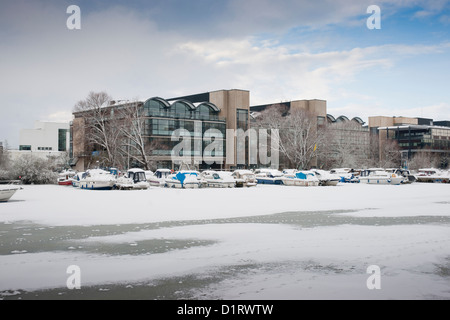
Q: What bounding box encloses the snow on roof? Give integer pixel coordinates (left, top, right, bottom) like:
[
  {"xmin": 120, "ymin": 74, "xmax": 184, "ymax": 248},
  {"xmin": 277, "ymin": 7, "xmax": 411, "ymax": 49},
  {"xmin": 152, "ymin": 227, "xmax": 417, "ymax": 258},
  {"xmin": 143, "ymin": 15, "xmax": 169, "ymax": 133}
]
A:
[{"xmin": 128, "ymin": 168, "xmax": 145, "ymax": 173}]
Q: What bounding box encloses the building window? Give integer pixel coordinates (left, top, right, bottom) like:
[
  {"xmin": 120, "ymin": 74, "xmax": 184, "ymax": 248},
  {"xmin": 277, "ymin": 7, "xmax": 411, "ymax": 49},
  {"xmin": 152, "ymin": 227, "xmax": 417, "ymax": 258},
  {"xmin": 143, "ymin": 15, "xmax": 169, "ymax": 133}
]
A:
[
  {"xmin": 19, "ymin": 145, "xmax": 31, "ymax": 151},
  {"xmin": 59, "ymin": 129, "xmax": 68, "ymax": 151},
  {"xmin": 237, "ymin": 109, "xmax": 249, "ymax": 131}
]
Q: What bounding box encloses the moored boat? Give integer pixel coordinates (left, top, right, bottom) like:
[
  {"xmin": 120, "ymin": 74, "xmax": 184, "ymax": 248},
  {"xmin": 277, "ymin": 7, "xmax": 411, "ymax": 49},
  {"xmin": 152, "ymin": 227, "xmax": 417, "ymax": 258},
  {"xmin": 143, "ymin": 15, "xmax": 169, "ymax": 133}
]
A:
[
  {"xmin": 200, "ymin": 170, "xmax": 235, "ymax": 188},
  {"xmin": 147, "ymin": 169, "xmax": 172, "ymax": 187},
  {"xmin": 312, "ymin": 170, "xmax": 341, "ymax": 186},
  {"xmin": 281, "ymin": 170, "xmax": 320, "ymax": 187},
  {"xmin": 57, "ymin": 170, "xmax": 76, "ymax": 186},
  {"xmin": 415, "ymin": 168, "xmax": 450, "ymax": 183},
  {"xmin": 254, "ymin": 169, "xmax": 283, "ymax": 185},
  {"xmin": 232, "ymin": 170, "xmax": 257, "ymax": 187},
  {"xmin": 115, "ymin": 168, "xmax": 150, "ymax": 190},
  {"xmin": 78, "ymin": 169, "xmax": 116, "ymax": 190},
  {"xmin": 165, "ymin": 171, "xmax": 201, "ymax": 189},
  {"xmin": 359, "ymin": 169, "xmax": 404, "ymax": 185},
  {"xmin": 0, "ymin": 185, "xmax": 22, "ymax": 202},
  {"xmin": 330, "ymin": 168, "xmax": 360, "ymax": 183}
]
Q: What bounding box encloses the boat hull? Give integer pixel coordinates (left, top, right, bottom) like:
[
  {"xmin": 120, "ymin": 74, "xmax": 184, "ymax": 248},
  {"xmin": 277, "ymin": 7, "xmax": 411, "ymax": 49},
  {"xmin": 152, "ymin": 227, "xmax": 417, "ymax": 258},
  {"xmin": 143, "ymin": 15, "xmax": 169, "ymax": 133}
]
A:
[
  {"xmin": 79, "ymin": 181, "xmax": 115, "ymax": 190},
  {"xmin": 0, "ymin": 188, "xmax": 20, "ymax": 202},
  {"xmin": 282, "ymin": 178, "xmax": 319, "ymax": 187},
  {"xmin": 58, "ymin": 180, "xmax": 73, "ymax": 186},
  {"xmin": 319, "ymin": 180, "xmax": 340, "ymax": 186},
  {"xmin": 256, "ymin": 178, "xmax": 283, "ymax": 185},
  {"xmin": 359, "ymin": 177, "xmax": 403, "ymax": 185}
]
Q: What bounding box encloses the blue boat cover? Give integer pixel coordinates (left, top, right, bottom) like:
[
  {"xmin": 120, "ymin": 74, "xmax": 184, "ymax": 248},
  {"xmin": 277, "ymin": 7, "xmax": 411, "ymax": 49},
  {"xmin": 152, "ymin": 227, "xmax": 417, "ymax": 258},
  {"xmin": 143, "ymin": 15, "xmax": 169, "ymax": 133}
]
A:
[{"xmin": 295, "ymin": 172, "xmax": 307, "ymax": 180}]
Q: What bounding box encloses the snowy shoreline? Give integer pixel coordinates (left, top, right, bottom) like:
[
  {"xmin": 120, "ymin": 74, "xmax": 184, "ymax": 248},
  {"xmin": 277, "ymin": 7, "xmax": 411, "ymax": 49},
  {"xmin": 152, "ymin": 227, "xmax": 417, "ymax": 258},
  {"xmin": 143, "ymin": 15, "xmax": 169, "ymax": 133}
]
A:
[{"xmin": 1, "ymin": 183, "xmax": 449, "ymax": 226}]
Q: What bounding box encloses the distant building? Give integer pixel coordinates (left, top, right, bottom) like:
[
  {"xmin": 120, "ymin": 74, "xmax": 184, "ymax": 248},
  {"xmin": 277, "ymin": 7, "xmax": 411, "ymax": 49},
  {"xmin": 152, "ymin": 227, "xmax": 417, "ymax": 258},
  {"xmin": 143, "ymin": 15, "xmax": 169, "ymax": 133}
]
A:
[
  {"xmin": 10, "ymin": 121, "xmax": 70, "ymax": 161},
  {"xmin": 369, "ymin": 116, "xmax": 450, "ymax": 168},
  {"xmin": 250, "ymin": 99, "xmax": 370, "ymax": 169}
]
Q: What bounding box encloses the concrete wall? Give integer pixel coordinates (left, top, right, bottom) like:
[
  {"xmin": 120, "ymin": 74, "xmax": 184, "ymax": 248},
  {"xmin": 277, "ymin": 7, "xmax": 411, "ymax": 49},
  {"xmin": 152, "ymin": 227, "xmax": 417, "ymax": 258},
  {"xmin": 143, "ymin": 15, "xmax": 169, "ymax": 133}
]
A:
[
  {"xmin": 290, "ymin": 99, "xmax": 327, "ymax": 118},
  {"xmin": 209, "ymin": 89, "xmax": 250, "ymax": 169},
  {"xmin": 368, "ymin": 116, "xmax": 418, "ymax": 129}
]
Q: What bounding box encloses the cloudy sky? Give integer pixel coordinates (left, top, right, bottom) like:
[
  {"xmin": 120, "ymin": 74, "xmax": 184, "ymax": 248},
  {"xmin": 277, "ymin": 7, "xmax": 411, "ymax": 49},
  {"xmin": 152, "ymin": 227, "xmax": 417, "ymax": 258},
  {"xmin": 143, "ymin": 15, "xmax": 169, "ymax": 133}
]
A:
[{"xmin": 1, "ymin": 0, "xmax": 449, "ymax": 148}]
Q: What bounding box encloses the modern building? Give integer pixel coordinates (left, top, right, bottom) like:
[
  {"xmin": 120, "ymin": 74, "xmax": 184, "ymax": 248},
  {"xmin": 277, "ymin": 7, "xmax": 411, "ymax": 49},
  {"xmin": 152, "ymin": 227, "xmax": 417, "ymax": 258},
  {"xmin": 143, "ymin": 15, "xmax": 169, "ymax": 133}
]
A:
[
  {"xmin": 19, "ymin": 121, "xmax": 70, "ymax": 152},
  {"xmin": 9, "ymin": 121, "xmax": 70, "ymax": 161},
  {"xmin": 72, "ymin": 89, "xmax": 251, "ymax": 171},
  {"xmin": 369, "ymin": 116, "xmax": 450, "ymax": 167}
]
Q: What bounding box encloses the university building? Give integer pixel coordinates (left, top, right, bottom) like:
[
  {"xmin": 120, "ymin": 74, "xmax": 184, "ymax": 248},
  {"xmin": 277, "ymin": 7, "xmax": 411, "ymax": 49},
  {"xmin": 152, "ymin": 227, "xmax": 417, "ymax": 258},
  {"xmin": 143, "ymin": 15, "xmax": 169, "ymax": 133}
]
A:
[
  {"xmin": 8, "ymin": 121, "xmax": 70, "ymax": 161},
  {"xmin": 72, "ymin": 89, "xmax": 251, "ymax": 171},
  {"xmin": 369, "ymin": 116, "xmax": 450, "ymax": 167}
]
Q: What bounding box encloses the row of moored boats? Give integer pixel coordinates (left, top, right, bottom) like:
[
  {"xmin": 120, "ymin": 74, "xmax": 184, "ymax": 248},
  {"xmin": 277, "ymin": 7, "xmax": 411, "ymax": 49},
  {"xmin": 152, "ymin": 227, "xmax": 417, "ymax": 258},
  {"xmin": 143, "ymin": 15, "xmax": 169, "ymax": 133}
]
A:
[{"xmin": 55, "ymin": 167, "xmax": 450, "ymax": 191}]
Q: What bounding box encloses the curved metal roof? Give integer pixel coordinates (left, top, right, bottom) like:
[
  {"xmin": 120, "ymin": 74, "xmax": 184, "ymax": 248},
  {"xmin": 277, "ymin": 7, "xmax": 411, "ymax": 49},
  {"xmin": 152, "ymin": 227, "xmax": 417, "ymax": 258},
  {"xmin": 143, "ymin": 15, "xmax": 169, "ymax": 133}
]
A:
[
  {"xmin": 336, "ymin": 115, "xmax": 350, "ymax": 122},
  {"xmin": 352, "ymin": 117, "xmax": 365, "ymax": 125},
  {"xmin": 144, "ymin": 97, "xmax": 171, "ymax": 108},
  {"xmin": 196, "ymin": 101, "xmax": 221, "ymax": 112}
]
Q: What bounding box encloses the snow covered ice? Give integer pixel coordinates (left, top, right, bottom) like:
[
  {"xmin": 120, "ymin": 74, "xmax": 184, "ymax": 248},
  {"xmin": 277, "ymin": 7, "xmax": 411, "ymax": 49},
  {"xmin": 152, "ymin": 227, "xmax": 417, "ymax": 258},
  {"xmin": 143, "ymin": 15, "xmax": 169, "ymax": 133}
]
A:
[{"xmin": 0, "ymin": 183, "xmax": 449, "ymax": 300}]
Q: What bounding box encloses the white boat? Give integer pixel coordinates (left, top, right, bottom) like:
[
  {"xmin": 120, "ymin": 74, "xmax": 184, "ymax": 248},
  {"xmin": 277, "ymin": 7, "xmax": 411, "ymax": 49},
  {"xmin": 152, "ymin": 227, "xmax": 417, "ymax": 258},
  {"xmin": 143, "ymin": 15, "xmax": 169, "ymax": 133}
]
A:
[
  {"xmin": 0, "ymin": 185, "xmax": 22, "ymax": 202},
  {"xmin": 78, "ymin": 169, "xmax": 116, "ymax": 190},
  {"xmin": 115, "ymin": 168, "xmax": 150, "ymax": 190},
  {"xmin": 165, "ymin": 171, "xmax": 201, "ymax": 189},
  {"xmin": 312, "ymin": 170, "xmax": 341, "ymax": 186},
  {"xmin": 57, "ymin": 170, "xmax": 77, "ymax": 186},
  {"xmin": 200, "ymin": 170, "xmax": 235, "ymax": 188},
  {"xmin": 281, "ymin": 170, "xmax": 320, "ymax": 186},
  {"xmin": 385, "ymin": 168, "xmax": 415, "ymax": 184},
  {"xmin": 415, "ymin": 168, "xmax": 450, "ymax": 183},
  {"xmin": 71, "ymin": 171, "xmax": 85, "ymax": 188},
  {"xmin": 147, "ymin": 169, "xmax": 172, "ymax": 187},
  {"xmin": 359, "ymin": 169, "xmax": 404, "ymax": 185},
  {"xmin": 254, "ymin": 169, "xmax": 284, "ymax": 185},
  {"xmin": 330, "ymin": 168, "xmax": 360, "ymax": 183},
  {"xmin": 232, "ymin": 170, "xmax": 257, "ymax": 187}
]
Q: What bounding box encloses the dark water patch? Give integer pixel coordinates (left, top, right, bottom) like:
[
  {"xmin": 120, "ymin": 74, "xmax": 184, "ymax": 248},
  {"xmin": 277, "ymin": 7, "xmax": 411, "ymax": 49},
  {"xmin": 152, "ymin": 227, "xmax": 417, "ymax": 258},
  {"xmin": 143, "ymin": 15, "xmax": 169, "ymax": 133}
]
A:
[{"xmin": 2, "ymin": 212, "xmax": 450, "ymax": 256}]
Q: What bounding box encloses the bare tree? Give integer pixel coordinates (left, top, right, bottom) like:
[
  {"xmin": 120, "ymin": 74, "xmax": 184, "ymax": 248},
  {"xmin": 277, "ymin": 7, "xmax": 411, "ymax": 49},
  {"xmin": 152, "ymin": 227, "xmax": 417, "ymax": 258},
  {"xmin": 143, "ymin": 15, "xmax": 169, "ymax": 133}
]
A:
[
  {"xmin": 73, "ymin": 92, "xmax": 122, "ymax": 168},
  {"xmin": 256, "ymin": 105, "xmax": 326, "ymax": 170},
  {"xmin": 408, "ymin": 151, "xmax": 439, "ymax": 170},
  {"xmin": 379, "ymin": 139, "xmax": 402, "ymax": 168},
  {"xmin": 118, "ymin": 101, "xmax": 153, "ymax": 170}
]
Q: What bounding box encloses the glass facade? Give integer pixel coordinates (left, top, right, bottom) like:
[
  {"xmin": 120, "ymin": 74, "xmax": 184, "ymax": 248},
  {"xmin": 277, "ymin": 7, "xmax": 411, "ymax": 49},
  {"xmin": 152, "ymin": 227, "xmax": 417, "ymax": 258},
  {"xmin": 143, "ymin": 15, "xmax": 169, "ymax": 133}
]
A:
[
  {"xmin": 386, "ymin": 126, "xmax": 450, "ymax": 157},
  {"xmin": 142, "ymin": 98, "xmax": 228, "ymax": 168}
]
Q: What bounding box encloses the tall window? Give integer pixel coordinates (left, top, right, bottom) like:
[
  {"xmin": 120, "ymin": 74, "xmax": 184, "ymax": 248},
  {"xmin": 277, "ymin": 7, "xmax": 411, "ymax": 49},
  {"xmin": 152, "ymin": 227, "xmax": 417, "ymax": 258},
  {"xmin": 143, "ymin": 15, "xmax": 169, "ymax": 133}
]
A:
[
  {"xmin": 58, "ymin": 129, "xmax": 68, "ymax": 151},
  {"xmin": 237, "ymin": 109, "xmax": 249, "ymax": 130}
]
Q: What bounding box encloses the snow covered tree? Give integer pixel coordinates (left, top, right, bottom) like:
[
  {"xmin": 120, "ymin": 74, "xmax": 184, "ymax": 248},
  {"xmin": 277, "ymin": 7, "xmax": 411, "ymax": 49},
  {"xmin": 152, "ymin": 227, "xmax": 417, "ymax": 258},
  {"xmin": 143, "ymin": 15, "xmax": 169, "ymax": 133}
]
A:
[
  {"xmin": 12, "ymin": 155, "xmax": 58, "ymax": 184},
  {"xmin": 408, "ymin": 151, "xmax": 439, "ymax": 170}
]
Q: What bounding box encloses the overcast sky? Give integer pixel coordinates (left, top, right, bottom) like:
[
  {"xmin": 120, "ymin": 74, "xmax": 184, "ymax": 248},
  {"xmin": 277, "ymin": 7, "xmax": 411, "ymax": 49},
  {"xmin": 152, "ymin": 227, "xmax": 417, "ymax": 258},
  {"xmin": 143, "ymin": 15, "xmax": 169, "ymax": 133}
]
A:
[{"xmin": 1, "ymin": 0, "xmax": 449, "ymax": 148}]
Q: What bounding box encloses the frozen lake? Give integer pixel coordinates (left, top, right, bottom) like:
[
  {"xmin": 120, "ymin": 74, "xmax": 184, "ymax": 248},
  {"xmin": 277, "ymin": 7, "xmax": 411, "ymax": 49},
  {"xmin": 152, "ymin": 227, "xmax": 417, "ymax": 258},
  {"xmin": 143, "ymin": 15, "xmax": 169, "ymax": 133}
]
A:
[{"xmin": 0, "ymin": 183, "xmax": 449, "ymax": 300}]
